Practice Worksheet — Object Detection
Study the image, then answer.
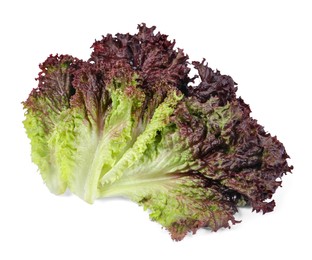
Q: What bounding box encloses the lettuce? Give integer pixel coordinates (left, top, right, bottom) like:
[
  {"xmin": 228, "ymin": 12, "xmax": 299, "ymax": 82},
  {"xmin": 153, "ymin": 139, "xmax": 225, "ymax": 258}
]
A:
[{"xmin": 23, "ymin": 24, "xmax": 292, "ymax": 240}]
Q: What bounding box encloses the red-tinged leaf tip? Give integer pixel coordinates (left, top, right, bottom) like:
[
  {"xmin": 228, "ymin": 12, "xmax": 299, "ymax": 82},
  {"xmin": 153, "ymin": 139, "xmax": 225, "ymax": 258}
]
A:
[
  {"xmin": 90, "ymin": 23, "xmax": 191, "ymax": 92},
  {"xmin": 189, "ymin": 59, "xmax": 237, "ymax": 105},
  {"xmin": 23, "ymin": 54, "xmax": 83, "ymax": 113}
]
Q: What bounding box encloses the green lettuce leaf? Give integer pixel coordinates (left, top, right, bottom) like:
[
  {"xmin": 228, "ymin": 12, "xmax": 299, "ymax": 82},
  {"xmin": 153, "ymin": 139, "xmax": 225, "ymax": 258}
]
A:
[{"xmin": 23, "ymin": 54, "xmax": 82, "ymax": 194}]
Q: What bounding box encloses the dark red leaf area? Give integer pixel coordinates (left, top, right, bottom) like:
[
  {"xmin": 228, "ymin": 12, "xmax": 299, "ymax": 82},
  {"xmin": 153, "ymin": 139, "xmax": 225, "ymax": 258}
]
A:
[
  {"xmin": 189, "ymin": 60, "xmax": 237, "ymax": 105},
  {"xmin": 23, "ymin": 55, "xmax": 83, "ymax": 135},
  {"xmin": 23, "ymin": 54, "xmax": 82, "ymax": 112},
  {"xmin": 70, "ymin": 62, "xmax": 110, "ymax": 129},
  {"xmin": 91, "ymin": 23, "xmax": 191, "ymax": 92},
  {"xmin": 173, "ymin": 96, "xmax": 292, "ymax": 214}
]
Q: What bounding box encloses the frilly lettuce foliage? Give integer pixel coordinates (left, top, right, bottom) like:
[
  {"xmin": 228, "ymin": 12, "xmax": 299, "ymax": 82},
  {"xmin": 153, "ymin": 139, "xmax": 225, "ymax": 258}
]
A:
[{"xmin": 23, "ymin": 24, "xmax": 292, "ymax": 240}]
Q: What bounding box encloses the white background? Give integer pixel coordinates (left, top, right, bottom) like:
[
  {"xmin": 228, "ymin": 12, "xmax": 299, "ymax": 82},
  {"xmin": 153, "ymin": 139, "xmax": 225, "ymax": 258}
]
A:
[{"xmin": 0, "ymin": 0, "xmax": 311, "ymax": 259}]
